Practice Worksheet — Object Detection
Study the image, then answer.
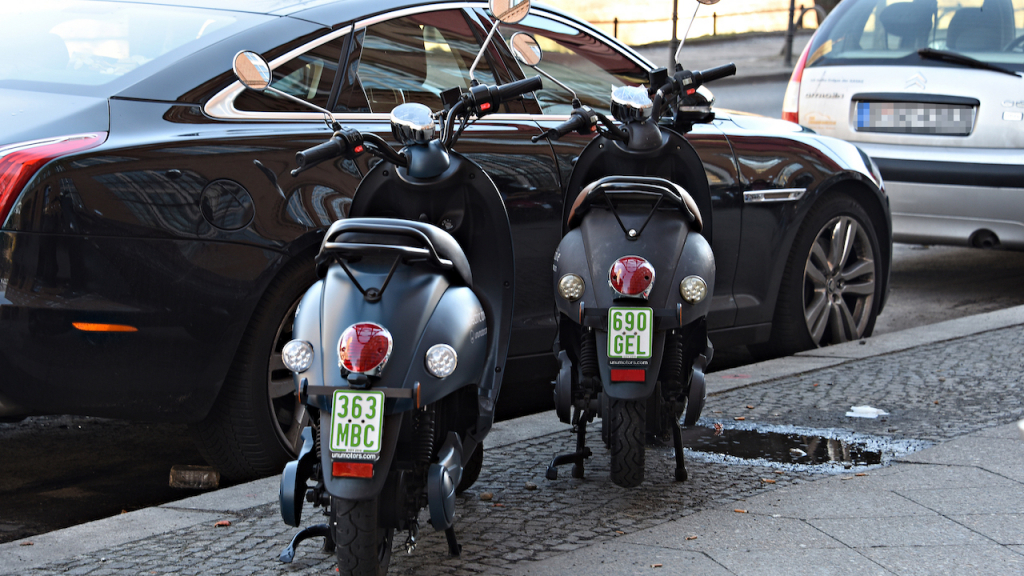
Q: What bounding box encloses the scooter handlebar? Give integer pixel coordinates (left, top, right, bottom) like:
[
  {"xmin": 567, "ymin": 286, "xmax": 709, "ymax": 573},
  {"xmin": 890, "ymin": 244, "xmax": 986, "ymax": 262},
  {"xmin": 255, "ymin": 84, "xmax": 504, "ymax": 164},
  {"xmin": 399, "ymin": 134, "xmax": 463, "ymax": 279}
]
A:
[
  {"xmin": 495, "ymin": 75, "xmax": 543, "ymax": 103},
  {"xmin": 692, "ymin": 63, "xmax": 737, "ymax": 86},
  {"xmin": 295, "ymin": 135, "xmax": 348, "ymax": 170}
]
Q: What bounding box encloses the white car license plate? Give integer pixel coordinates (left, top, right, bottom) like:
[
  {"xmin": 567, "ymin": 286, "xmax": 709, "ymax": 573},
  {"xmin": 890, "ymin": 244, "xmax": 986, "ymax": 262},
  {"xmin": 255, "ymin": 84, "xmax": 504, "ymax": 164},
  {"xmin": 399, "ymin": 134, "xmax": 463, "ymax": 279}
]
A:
[
  {"xmin": 329, "ymin": 390, "xmax": 385, "ymax": 454},
  {"xmin": 608, "ymin": 307, "xmax": 653, "ymax": 359},
  {"xmin": 854, "ymin": 101, "xmax": 975, "ymax": 136}
]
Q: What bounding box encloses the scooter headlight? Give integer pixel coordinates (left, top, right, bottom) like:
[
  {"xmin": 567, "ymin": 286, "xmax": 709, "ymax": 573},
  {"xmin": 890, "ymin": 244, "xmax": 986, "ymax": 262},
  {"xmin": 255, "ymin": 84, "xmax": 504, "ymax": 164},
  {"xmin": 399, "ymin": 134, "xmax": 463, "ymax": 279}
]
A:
[
  {"xmin": 425, "ymin": 344, "xmax": 457, "ymax": 379},
  {"xmin": 282, "ymin": 340, "xmax": 314, "ymax": 373},
  {"xmin": 558, "ymin": 273, "xmax": 585, "ymax": 302},
  {"xmin": 679, "ymin": 275, "xmax": 707, "ymax": 304}
]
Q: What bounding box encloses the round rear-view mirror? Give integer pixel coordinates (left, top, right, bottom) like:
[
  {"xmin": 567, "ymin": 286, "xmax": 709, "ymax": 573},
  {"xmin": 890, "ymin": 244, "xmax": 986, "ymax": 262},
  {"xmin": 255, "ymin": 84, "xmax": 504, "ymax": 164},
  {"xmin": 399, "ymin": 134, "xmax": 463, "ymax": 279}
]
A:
[
  {"xmin": 509, "ymin": 33, "xmax": 542, "ymax": 67},
  {"xmin": 233, "ymin": 51, "xmax": 272, "ymax": 90},
  {"xmin": 489, "ymin": 0, "xmax": 530, "ymax": 23},
  {"xmin": 697, "ymin": 0, "xmax": 720, "ymax": 5}
]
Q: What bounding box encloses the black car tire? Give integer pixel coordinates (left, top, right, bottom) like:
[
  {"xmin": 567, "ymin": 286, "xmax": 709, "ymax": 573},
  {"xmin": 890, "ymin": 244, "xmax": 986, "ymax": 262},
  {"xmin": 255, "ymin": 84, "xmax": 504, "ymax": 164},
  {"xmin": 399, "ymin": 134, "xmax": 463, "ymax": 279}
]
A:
[
  {"xmin": 331, "ymin": 496, "xmax": 394, "ymax": 576},
  {"xmin": 189, "ymin": 254, "xmax": 317, "ymax": 481},
  {"xmin": 609, "ymin": 397, "xmax": 645, "ymax": 488},
  {"xmin": 757, "ymin": 193, "xmax": 881, "ymax": 358}
]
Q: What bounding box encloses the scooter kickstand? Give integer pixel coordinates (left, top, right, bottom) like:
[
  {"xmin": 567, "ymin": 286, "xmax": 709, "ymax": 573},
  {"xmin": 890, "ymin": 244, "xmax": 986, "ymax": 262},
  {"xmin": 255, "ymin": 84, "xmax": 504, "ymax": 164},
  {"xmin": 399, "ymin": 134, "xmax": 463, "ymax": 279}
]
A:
[
  {"xmin": 444, "ymin": 527, "xmax": 462, "ymax": 557},
  {"xmin": 279, "ymin": 523, "xmax": 331, "ymax": 563},
  {"xmin": 671, "ymin": 419, "xmax": 688, "ymax": 482},
  {"xmin": 546, "ymin": 409, "xmax": 592, "ymax": 480}
]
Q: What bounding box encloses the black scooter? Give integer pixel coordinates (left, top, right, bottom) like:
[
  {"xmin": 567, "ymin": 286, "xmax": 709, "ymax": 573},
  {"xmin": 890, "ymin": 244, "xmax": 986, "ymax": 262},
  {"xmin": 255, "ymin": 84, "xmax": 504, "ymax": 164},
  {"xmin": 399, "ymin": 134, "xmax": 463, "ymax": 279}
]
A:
[
  {"xmin": 230, "ymin": 1, "xmax": 539, "ymax": 572},
  {"xmin": 509, "ymin": 32, "xmax": 735, "ymax": 488}
]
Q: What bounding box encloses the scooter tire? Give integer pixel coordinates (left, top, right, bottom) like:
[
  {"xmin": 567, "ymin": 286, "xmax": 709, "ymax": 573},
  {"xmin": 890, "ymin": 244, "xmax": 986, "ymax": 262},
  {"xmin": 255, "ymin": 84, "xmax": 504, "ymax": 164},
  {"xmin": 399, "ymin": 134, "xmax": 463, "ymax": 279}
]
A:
[
  {"xmin": 331, "ymin": 496, "xmax": 394, "ymax": 576},
  {"xmin": 609, "ymin": 398, "xmax": 645, "ymax": 488}
]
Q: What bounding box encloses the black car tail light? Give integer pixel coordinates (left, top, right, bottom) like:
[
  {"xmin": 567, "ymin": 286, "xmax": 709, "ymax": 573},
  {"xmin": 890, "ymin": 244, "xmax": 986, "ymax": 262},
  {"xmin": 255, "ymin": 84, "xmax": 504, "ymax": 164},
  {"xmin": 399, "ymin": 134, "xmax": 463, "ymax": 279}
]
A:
[{"xmin": 0, "ymin": 132, "xmax": 107, "ymax": 226}]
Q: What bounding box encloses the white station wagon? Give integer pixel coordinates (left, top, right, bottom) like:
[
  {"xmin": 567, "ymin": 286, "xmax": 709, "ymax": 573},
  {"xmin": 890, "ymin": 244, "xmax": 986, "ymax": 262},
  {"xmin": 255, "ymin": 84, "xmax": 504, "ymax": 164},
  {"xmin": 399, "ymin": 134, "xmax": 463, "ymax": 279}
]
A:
[{"xmin": 783, "ymin": 0, "xmax": 1024, "ymax": 249}]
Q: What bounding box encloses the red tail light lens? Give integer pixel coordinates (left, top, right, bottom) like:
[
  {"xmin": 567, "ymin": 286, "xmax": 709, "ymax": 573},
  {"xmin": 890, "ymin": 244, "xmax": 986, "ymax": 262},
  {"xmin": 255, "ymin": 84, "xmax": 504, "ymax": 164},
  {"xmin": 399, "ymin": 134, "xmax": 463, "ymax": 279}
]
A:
[
  {"xmin": 782, "ymin": 37, "xmax": 814, "ymax": 124},
  {"xmin": 338, "ymin": 322, "xmax": 393, "ymax": 375},
  {"xmin": 0, "ymin": 133, "xmax": 107, "ymax": 226},
  {"xmin": 609, "ymin": 256, "xmax": 655, "ymax": 299}
]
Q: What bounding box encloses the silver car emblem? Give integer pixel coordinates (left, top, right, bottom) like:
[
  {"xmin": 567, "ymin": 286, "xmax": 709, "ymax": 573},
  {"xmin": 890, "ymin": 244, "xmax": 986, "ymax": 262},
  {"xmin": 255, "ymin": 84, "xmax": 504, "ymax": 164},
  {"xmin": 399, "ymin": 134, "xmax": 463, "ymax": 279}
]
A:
[{"xmin": 905, "ymin": 72, "xmax": 927, "ymax": 90}]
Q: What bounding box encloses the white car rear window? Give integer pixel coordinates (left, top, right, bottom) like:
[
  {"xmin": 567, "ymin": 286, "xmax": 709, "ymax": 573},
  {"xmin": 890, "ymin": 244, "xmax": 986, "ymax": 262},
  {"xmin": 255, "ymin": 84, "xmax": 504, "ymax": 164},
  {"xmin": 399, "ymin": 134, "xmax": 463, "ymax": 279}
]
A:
[{"xmin": 806, "ymin": 0, "xmax": 1024, "ymax": 72}]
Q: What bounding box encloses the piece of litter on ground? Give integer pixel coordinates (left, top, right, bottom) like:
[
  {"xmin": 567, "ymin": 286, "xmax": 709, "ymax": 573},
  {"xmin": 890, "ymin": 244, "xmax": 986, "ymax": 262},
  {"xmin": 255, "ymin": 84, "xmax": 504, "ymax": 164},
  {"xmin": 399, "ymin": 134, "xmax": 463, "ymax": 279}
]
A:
[
  {"xmin": 651, "ymin": 564, "xmax": 663, "ymax": 568},
  {"xmin": 214, "ymin": 520, "xmax": 231, "ymax": 527},
  {"xmin": 761, "ymin": 478, "xmax": 776, "ymax": 484},
  {"xmin": 774, "ymin": 470, "xmax": 785, "ymax": 475},
  {"xmin": 734, "ymin": 509, "xmax": 747, "ymax": 514},
  {"xmin": 685, "ymin": 535, "xmax": 698, "ymax": 541},
  {"xmin": 789, "ymin": 448, "xmax": 806, "ymax": 457},
  {"xmin": 734, "ymin": 416, "xmax": 745, "ymax": 421},
  {"xmin": 845, "ymin": 405, "xmax": 889, "ymax": 419},
  {"xmin": 524, "ymin": 482, "xmax": 537, "ymax": 490},
  {"xmin": 19, "ymin": 541, "xmax": 33, "ymax": 546},
  {"xmin": 855, "ymin": 473, "xmax": 868, "ymax": 477},
  {"xmin": 840, "ymin": 476, "xmax": 855, "ymax": 480},
  {"xmin": 746, "ymin": 405, "xmax": 755, "ymax": 409},
  {"xmin": 615, "ymin": 530, "xmax": 625, "ymax": 535},
  {"xmin": 480, "ymin": 492, "xmax": 493, "ymax": 501},
  {"xmin": 492, "ymin": 503, "xmax": 504, "ymax": 507}
]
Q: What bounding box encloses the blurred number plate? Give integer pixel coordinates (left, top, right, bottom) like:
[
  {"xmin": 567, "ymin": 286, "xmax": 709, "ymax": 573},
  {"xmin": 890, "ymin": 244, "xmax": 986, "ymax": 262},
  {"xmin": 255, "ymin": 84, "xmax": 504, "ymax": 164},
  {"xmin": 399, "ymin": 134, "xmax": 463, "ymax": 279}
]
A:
[
  {"xmin": 329, "ymin": 390, "xmax": 384, "ymax": 454},
  {"xmin": 855, "ymin": 102, "xmax": 975, "ymax": 135},
  {"xmin": 608, "ymin": 307, "xmax": 653, "ymax": 359}
]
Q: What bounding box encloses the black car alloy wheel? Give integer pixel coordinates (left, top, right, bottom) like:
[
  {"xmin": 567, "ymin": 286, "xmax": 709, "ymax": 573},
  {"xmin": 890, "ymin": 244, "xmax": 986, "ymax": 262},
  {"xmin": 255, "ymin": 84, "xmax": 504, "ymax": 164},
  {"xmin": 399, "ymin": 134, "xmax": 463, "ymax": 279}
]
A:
[{"xmin": 761, "ymin": 193, "xmax": 881, "ymax": 357}]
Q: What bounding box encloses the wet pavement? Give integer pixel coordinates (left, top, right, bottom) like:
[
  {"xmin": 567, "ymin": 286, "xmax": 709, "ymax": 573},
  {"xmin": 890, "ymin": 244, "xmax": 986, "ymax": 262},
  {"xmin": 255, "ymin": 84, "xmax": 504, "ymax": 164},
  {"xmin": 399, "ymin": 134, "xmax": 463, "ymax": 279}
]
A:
[{"xmin": 3, "ymin": 305, "xmax": 1024, "ymax": 575}]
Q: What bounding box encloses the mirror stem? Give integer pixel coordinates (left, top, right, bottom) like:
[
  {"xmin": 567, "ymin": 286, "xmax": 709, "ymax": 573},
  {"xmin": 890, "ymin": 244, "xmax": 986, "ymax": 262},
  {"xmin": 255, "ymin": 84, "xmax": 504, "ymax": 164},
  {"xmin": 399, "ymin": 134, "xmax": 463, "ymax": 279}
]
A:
[
  {"xmin": 532, "ymin": 66, "xmax": 577, "ymax": 101},
  {"xmin": 469, "ymin": 19, "xmax": 502, "ymax": 84},
  {"xmin": 263, "ymin": 86, "xmax": 340, "ymax": 126}
]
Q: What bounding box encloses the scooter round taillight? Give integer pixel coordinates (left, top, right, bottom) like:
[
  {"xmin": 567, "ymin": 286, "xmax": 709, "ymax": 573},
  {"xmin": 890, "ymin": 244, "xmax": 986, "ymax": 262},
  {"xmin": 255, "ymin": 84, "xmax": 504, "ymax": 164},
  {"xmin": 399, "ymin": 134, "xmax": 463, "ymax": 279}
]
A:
[
  {"xmin": 338, "ymin": 322, "xmax": 393, "ymax": 376},
  {"xmin": 609, "ymin": 256, "xmax": 655, "ymax": 299}
]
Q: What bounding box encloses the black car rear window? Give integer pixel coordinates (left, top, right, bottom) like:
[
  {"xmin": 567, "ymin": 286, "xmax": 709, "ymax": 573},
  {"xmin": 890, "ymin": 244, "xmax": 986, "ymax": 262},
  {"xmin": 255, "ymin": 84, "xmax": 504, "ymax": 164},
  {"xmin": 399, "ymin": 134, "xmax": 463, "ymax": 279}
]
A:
[
  {"xmin": 0, "ymin": 1, "xmax": 263, "ymax": 90},
  {"xmin": 805, "ymin": 0, "xmax": 1024, "ymax": 72}
]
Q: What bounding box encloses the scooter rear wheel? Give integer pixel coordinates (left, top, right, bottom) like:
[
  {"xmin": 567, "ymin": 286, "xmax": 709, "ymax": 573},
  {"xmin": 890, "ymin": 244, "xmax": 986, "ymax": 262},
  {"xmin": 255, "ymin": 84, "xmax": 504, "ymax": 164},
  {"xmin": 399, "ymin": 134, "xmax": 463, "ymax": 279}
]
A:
[
  {"xmin": 331, "ymin": 496, "xmax": 394, "ymax": 576},
  {"xmin": 609, "ymin": 398, "xmax": 645, "ymax": 488}
]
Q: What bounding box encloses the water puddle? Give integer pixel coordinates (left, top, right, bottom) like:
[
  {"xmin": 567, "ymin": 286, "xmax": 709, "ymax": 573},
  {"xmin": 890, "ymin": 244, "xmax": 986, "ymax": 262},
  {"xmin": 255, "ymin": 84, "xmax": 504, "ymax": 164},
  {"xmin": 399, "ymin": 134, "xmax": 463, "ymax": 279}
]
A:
[{"xmin": 680, "ymin": 422, "xmax": 928, "ymax": 472}]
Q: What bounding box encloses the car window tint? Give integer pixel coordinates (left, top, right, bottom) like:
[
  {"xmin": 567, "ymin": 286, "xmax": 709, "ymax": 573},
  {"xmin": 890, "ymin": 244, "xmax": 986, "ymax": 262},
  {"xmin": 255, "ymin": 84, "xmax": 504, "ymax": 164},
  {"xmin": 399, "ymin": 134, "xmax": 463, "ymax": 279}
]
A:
[
  {"xmin": 234, "ymin": 36, "xmax": 345, "ymax": 113},
  {"xmin": 351, "ymin": 9, "xmax": 497, "ymax": 113},
  {"xmin": 498, "ymin": 14, "xmax": 649, "ymax": 115},
  {"xmin": 805, "ymin": 0, "xmax": 1024, "ymax": 71}
]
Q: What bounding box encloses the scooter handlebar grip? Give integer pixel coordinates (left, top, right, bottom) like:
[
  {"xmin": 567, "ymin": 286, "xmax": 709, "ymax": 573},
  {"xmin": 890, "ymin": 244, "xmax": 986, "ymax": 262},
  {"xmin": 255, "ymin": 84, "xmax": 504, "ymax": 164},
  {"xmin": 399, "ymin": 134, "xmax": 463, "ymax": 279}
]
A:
[
  {"xmin": 494, "ymin": 75, "xmax": 543, "ymax": 103},
  {"xmin": 694, "ymin": 63, "xmax": 737, "ymax": 85},
  {"xmin": 555, "ymin": 113, "xmax": 587, "ymax": 138},
  {"xmin": 295, "ymin": 136, "xmax": 346, "ymax": 169}
]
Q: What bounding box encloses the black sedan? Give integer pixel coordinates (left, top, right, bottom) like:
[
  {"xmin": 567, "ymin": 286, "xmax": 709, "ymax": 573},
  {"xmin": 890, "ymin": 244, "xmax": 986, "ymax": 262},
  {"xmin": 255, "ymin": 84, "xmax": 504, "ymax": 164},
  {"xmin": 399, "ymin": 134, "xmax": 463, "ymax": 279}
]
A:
[{"xmin": 0, "ymin": 0, "xmax": 890, "ymax": 479}]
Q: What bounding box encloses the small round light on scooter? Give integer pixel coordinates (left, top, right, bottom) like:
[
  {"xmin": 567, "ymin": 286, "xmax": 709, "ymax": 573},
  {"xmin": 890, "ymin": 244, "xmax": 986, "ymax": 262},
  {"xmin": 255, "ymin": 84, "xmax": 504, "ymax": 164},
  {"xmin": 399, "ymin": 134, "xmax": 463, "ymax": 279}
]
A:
[
  {"xmin": 558, "ymin": 273, "xmax": 585, "ymax": 302},
  {"xmin": 282, "ymin": 340, "xmax": 314, "ymax": 373},
  {"xmin": 425, "ymin": 344, "xmax": 458, "ymax": 379},
  {"xmin": 338, "ymin": 322, "xmax": 393, "ymax": 375},
  {"xmin": 680, "ymin": 275, "xmax": 708, "ymax": 304}
]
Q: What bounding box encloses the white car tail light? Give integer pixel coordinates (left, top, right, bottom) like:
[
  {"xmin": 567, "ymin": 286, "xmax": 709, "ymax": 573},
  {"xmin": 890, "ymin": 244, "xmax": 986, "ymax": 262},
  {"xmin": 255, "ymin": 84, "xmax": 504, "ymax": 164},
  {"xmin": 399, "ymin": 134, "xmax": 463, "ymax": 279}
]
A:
[{"xmin": 782, "ymin": 39, "xmax": 815, "ymax": 124}]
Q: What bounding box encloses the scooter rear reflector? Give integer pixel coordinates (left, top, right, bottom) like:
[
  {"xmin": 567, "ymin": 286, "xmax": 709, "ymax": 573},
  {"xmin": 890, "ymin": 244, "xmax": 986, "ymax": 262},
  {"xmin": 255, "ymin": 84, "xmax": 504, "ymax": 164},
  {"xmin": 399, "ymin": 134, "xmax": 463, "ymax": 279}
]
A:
[
  {"xmin": 611, "ymin": 369, "xmax": 645, "ymax": 382},
  {"xmin": 609, "ymin": 256, "xmax": 655, "ymax": 299},
  {"xmin": 338, "ymin": 322, "xmax": 393, "ymax": 375},
  {"xmin": 332, "ymin": 462, "xmax": 374, "ymax": 478}
]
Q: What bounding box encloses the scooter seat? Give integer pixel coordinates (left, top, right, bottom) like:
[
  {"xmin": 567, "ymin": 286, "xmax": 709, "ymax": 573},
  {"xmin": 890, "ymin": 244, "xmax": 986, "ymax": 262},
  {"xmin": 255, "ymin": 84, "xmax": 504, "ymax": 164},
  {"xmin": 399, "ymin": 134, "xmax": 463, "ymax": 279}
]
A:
[
  {"xmin": 566, "ymin": 175, "xmax": 702, "ymax": 232},
  {"xmin": 318, "ymin": 217, "xmax": 473, "ymax": 286}
]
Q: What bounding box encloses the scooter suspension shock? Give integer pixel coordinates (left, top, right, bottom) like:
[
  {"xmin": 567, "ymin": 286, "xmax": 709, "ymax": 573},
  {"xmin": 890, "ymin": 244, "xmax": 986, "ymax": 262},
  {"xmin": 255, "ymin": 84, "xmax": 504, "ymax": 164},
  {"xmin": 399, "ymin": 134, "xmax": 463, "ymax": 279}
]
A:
[{"xmin": 579, "ymin": 327, "xmax": 599, "ymax": 381}]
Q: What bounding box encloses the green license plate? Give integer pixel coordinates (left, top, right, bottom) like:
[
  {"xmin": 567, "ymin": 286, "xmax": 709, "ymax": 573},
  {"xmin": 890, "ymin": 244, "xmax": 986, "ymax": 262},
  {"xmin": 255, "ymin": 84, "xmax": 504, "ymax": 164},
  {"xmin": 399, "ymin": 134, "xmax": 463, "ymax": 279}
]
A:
[
  {"xmin": 329, "ymin": 390, "xmax": 384, "ymax": 454},
  {"xmin": 608, "ymin": 307, "xmax": 653, "ymax": 359}
]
